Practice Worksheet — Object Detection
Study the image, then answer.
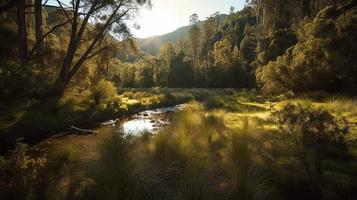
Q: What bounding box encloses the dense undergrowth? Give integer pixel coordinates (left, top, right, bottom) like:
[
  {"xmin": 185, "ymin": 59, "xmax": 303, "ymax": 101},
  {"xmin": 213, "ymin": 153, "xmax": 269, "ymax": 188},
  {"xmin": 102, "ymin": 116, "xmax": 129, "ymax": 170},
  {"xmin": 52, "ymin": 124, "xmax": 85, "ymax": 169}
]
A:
[{"xmin": 1, "ymin": 90, "xmax": 356, "ymax": 200}]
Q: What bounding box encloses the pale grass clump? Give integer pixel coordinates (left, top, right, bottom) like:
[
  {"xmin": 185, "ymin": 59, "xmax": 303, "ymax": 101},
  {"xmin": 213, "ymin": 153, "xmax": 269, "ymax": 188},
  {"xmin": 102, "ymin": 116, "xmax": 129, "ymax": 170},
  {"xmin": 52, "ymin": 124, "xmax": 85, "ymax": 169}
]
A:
[
  {"xmin": 46, "ymin": 144, "xmax": 87, "ymax": 200},
  {"xmin": 50, "ymin": 145, "xmax": 80, "ymax": 170},
  {"xmin": 225, "ymin": 118, "xmax": 274, "ymax": 200},
  {"xmin": 87, "ymin": 130, "xmax": 151, "ymax": 200},
  {"xmin": 204, "ymin": 110, "xmax": 226, "ymax": 131},
  {"xmin": 324, "ymin": 98, "xmax": 357, "ymax": 114}
]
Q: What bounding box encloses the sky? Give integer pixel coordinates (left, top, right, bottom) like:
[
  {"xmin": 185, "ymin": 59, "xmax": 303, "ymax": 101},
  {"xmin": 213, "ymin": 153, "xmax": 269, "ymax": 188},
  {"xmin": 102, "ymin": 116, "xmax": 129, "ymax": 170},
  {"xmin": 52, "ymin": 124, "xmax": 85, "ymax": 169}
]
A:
[
  {"xmin": 48, "ymin": 0, "xmax": 246, "ymax": 38},
  {"xmin": 132, "ymin": 0, "xmax": 245, "ymax": 38}
]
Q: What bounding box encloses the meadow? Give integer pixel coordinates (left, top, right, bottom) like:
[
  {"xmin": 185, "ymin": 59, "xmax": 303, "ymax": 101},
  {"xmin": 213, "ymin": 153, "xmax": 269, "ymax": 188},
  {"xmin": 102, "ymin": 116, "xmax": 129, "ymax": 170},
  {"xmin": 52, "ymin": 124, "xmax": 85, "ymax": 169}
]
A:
[{"xmin": 1, "ymin": 89, "xmax": 356, "ymax": 200}]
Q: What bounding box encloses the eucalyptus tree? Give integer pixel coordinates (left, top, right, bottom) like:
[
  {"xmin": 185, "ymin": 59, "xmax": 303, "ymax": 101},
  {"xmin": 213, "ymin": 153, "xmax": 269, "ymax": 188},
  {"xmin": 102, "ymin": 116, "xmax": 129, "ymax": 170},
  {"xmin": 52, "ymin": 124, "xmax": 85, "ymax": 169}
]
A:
[
  {"xmin": 201, "ymin": 13, "xmax": 220, "ymax": 87},
  {"xmin": 188, "ymin": 13, "xmax": 201, "ymax": 85},
  {"xmin": 158, "ymin": 43, "xmax": 175, "ymax": 86},
  {"xmin": 50, "ymin": 0, "xmax": 151, "ymax": 96},
  {"xmin": 17, "ymin": 0, "xmax": 27, "ymax": 65}
]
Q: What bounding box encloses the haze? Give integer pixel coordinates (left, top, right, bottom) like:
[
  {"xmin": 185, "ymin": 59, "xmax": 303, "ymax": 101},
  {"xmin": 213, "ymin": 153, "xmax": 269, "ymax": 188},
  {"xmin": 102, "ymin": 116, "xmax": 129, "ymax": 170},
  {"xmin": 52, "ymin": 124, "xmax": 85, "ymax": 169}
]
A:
[{"xmin": 132, "ymin": 0, "xmax": 245, "ymax": 38}]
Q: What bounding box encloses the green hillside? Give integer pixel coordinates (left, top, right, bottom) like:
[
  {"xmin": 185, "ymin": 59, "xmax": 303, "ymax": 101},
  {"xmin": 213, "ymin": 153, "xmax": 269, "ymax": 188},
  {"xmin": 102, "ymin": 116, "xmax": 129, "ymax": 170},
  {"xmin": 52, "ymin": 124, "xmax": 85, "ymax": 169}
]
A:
[{"xmin": 137, "ymin": 14, "xmax": 228, "ymax": 55}]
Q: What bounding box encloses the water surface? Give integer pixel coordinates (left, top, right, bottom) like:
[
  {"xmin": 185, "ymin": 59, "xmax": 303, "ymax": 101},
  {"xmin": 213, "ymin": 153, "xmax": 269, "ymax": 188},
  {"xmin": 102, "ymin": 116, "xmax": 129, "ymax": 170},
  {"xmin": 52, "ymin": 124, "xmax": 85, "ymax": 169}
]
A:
[{"xmin": 32, "ymin": 104, "xmax": 186, "ymax": 157}]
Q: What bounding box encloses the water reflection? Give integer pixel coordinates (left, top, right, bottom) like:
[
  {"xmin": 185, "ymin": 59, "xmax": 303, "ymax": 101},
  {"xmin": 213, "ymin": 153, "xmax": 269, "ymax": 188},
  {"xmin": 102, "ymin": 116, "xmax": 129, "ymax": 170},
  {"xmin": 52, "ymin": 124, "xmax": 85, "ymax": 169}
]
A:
[
  {"xmin": 121, "ymin": 104, "xmax": 186, "ymax": 135},
  {"xmin": 122, "ymin": 119, "xmax": 154, "ymax": 134}
]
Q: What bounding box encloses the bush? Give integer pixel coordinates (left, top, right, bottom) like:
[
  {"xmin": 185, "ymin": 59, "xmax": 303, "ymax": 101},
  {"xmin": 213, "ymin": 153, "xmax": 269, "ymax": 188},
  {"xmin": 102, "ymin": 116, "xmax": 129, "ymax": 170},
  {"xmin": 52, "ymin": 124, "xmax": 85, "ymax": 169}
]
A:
[
  {"xmin": 91, "ymin": 80, "xmax": 118, "ymax": 105},
  {"xmin": 205, "ymin": 96, "xmax": 225, "ymax": 110},
  {"xmin": 0, "ymin": 140, "xmax": 47, "ymax": 200},
  {"xmin": 273, "ymin": 103, "xmax": 349, "ymax": 198}
]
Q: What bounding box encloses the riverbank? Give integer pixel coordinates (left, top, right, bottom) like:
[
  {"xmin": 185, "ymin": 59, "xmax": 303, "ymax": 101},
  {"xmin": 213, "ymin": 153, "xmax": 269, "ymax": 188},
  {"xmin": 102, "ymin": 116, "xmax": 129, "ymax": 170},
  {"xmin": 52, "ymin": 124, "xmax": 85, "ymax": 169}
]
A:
[
  {"xmin": 30, "ymin": 103, "xmax": 186, "ymax": 160},
  {"xmin": 0, "ymin": 88, "xmax": 240, "ymax": 151},
  {"xmin": 1, "ymin": 88, "xmax": 356, "ymax": 153}
]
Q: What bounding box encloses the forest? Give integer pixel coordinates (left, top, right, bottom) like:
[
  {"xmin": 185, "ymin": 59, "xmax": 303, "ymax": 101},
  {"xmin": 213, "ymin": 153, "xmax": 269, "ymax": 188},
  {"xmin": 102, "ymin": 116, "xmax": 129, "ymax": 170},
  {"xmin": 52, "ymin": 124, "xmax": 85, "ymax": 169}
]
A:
[{"xmin": 0, "ymin": 0, "xmax": 356, "ymax": 199}]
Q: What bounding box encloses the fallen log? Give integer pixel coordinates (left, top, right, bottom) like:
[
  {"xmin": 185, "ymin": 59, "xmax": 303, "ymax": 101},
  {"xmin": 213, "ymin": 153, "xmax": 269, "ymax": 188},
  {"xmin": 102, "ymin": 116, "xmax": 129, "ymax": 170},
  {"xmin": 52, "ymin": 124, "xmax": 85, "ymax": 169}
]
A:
[
  {"xmin": 70, "ymin": 126, "xmax": 99, "ymax": 134},
  {"xmin": 101, "ymin": 119, "xmax": 118, "ymax": 126}
]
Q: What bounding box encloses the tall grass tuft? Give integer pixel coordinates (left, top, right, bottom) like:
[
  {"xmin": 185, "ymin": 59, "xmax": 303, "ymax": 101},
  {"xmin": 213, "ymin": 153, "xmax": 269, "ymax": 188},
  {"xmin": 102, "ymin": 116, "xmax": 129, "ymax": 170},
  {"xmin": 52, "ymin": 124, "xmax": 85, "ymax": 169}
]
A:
[
  {"xmin": 87, "ymin": 129, "xmax": 151, "ymax": 200},
  {"xmin": 148, "ymin": 102, "xmax": 220, "ymax": 199},
  {"xmin": 228, "ymin": 118, "xmax": 273, "ymax": 200},
  {"xmin": 177, "ymin": 160, "xmax": 216, "ymax": 200},
  {"xmin": 50, "ymin": 145, "xmax": 80, "ymax": 171},
  {"xmin": 324, "ymin": 98, "xmax": 357, "ymax": 114},
  {"xmin": 47, "ymin": 144, "xmax": 82, "ymax": 200}
]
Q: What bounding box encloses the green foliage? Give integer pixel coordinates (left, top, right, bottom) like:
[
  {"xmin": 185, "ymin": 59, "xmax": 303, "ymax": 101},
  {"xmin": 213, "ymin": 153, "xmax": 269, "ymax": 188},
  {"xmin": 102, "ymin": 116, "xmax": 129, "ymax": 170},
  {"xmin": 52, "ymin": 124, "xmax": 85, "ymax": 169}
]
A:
[
  {"xmin": 239, "ymin": 24, "xmax": 257, "ymax": 66},
  {"xmin": 274, "ymin": 103, "xmax": 349, "ymax": 198},
  {"xmin": 91, "ymin": 79, "xmax": 118, "ymax": 105},
  {"xmin": 257, "ymin": 2, "xmax": 357, "ymax": 94},
  {"xmin": 0, "ymin": 139, "xmax": 47, "ymax": 200},
  {"xmin": 256, "ymin": 29, "xmax": 298, "ymax": 67},
  {"xmin": 168, "ymin": 52, "xmax": 195, "ymax": 87}
]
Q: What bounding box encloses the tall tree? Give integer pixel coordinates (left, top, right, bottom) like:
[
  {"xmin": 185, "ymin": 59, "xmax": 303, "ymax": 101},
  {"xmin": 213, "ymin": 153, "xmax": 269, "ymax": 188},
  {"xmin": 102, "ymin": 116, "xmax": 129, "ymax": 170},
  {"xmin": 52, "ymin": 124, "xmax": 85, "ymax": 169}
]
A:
[
  {"xmin": 51, "ymin": 0, "xmax": 150, "ymax": 97},
  {"xmin": 158, "ymin": 43, "xmax": 175, "ymax": 86},
  {"xmin": 201, "ymin": 13, "xmax": 220, "ymax": 87},
  {"xmin": 16, "ymin": 0, "xmax": 27, "ymax": 66},
  {"xmin": 34, "ymin": 0, "xmax": 43, "ymax": 51},
  {"xmin": 188, "ymin": 13, "xmax": 201, "ymax": 85}
]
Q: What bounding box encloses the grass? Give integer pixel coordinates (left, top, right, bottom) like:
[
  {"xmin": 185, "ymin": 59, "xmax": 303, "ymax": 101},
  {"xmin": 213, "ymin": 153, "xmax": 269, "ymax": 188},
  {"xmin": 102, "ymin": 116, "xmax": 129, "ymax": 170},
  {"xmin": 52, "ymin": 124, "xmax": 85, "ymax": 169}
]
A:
[
  {"xmin": 86, "ymin": 130, "xmax": 150, "ymax": 200},
  {"xmin": 1, "ymin": 89, "xmax": 356, "ymax": 199}
]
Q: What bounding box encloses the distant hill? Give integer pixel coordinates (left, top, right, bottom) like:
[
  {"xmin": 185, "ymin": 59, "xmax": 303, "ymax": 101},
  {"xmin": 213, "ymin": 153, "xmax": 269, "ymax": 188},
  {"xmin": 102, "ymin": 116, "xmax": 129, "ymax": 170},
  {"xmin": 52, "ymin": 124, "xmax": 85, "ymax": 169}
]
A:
[{"xmin": 136, "ymin": 14, "xmax": 228, "ymax": 55}]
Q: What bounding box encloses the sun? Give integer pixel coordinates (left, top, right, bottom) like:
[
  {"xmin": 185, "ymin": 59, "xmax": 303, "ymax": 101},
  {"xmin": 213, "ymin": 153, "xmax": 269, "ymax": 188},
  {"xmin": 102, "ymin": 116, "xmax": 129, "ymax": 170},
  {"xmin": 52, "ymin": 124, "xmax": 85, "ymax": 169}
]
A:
[{"xmin": 133, "ymin": 5, "xmax": 181, "ymax": 38}]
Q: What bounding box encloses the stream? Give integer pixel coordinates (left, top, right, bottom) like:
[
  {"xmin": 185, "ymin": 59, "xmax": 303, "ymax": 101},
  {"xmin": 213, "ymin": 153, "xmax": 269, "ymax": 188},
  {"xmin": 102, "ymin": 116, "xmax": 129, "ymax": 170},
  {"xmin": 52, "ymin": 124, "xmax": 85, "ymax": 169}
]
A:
[
  {"xmin": 32, "ymin": 104, "xmax": 187, "ymax": 156},
  {"xmin": 122, "ymin": 104, "xmax": 186, "ymax": 134}
]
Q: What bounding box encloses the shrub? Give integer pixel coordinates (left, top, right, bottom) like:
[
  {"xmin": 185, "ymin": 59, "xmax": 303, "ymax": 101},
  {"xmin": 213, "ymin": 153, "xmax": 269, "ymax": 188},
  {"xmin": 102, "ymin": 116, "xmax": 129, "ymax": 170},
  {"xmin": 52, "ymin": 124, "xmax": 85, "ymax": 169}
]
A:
[
  {"xmin": 205, "ymin": 96, "xmax": 225, "ymax": 110},
  {"xmin": 91, "ymin": 80, "xmax": 117, "ymax": 105},
  {"xmin": 122, "ymin": 91, "xmax": 135, "ymax": 99},
  {"xmin": 273, "ymin": 103, "xmax": 349, "ymax": 198},
  {"xmin": 0, "ymin": 140, "xmax": 47, "ymax": 200}
]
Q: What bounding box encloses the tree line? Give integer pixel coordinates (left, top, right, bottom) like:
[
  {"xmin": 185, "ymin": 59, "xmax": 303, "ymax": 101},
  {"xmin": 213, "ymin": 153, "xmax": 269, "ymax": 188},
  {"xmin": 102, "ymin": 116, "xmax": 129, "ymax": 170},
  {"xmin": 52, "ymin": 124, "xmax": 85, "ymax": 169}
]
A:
[
  {"xmin": 0, "ymin": 0, "xmax": 356, "ymax": 106},
  {"xmin": 102, "ymin": 0, "xmax": 356, "ymax": 95}
]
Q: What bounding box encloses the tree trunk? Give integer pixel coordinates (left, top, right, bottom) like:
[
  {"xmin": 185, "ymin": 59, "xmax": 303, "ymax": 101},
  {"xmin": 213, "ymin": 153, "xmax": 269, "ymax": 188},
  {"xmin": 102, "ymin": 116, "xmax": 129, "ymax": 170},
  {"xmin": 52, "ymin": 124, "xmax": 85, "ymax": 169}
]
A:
[
  {"xmin": 57, "ymin": 0, "xmax": 81, "ymax": 92},
  {"xmin": 51, "ymin": 0, "xmax": 123, "ymax": 98},
  {"xmin": 16, "ymin": 0, "xmax": 27, "ymax": 66},
  {"xmin": 34, "ymin": 0, "xmax": 43, "ymax": 52},
  {"xmin": 47, "ymin": 79, "xmax": 67, "ymax": 98}
]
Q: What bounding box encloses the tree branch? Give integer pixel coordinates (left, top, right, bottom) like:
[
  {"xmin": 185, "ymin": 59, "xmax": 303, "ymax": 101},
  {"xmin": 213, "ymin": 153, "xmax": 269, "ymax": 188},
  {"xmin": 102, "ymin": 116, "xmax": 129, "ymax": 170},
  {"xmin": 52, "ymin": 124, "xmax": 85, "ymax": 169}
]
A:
[
  {"xmin": 55, "ymin": 0, "xmax": 71, "ymax": 21},
  {"xmin": 28, "ymin": 18, "xmax": 73, "ymax": 59},
  {"xmin": 67, "ymin": 2, "xmax": 126, "ymax": 80},
  {"xmin": 85, "ymin": 46, "xmax": 111, "ymax": 60}
]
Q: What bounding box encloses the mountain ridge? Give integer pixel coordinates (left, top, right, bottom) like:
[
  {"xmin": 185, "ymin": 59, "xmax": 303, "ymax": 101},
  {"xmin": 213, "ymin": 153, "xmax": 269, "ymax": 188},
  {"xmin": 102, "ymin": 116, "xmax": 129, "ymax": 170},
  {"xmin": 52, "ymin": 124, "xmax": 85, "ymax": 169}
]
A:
[{"xmin": 136, "ymin": 14, "xmax": 228, "ymax": 55}]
